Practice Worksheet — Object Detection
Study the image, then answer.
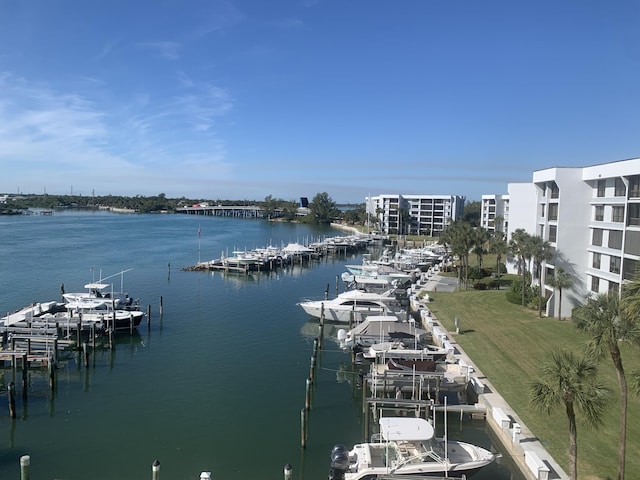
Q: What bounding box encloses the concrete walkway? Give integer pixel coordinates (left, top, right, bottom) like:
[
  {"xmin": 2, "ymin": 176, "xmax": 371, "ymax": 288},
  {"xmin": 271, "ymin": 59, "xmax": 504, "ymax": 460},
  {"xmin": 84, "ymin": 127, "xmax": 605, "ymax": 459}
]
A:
[{"xmin": 411, "ymin": 271, "xmax": 569, "ymax": 480}]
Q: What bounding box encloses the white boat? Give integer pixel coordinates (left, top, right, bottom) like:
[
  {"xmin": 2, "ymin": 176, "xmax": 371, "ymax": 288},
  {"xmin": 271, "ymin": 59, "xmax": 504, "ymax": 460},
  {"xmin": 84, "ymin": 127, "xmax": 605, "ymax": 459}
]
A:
[
  {"xmin": 298, "ymin": 290, "xmax": 405, "ymax": 323},
  {"xmin": 337, "ymin": 315, "xmax": 425, "ymax": 349},
  {"xmin": 61, "ymin": 268, "xmax": 139, "ymax": 310},
  {"xmin": 328, "ymin": 417, "xmax": 496, "ymax": 479},
  {"xmin": 1, "ymin": 301, "xmax": 61, "ymax": 327},
  {"xmin": 42, "ymin": 298, "xmax": 145, "ymax": 331},
  {"xmin": 368, "ymin": 358, "xmax": 470, "ymax": 397},
  {"xmin": 341, "ymin": 273, "xmax": 412, "ymax": 294},
  {"xmin": 363, "ymin": 341, "xmax": 450, "ymax": 363}
]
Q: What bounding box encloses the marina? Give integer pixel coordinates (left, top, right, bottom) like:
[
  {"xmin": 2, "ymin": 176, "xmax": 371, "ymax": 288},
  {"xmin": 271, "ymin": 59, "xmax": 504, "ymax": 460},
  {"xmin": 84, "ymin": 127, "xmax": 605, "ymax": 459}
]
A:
[{"xmin": 0, "ymin": 210, "xmax": 529, "ymax": 480}]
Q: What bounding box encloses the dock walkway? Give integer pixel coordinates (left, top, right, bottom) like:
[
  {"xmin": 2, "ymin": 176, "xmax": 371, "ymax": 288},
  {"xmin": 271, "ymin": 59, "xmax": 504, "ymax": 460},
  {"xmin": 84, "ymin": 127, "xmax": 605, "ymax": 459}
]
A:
[{"xmin": 410, "ymin": 273, "xmax": 568, "ymax": 480}]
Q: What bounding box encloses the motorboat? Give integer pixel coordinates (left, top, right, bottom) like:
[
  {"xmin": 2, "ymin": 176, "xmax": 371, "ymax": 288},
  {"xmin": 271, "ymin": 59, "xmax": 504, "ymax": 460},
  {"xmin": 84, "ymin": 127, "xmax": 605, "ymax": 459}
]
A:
[
  {"xmin": 1, "ymin": 301, "xmax": 61, "ymax": 327},
  {"xmin": 42, "ymin": 298, "xmax": 145, "ymax": 331},
  {"xmin": 368, "ymin": 358, "xmax": 471, "ymax": 398},
  {"xmin": 363, "ymin": 341, "xmax": 450, "ymax": 363},
  {"xmin": 61, "ymin": 268, "xmax": 139, "ymax": 310},
  {"xmin": 62, "ymin": 282, "xmax": 138, "ymax": 310},
  {"xmin": 328, "ymin": 417, "xmax": 496, "ymax": 479},
  {"xmin": 337, "ymin": 315, "xmax": 426, "ymax": 349},
  {"xmin": 298, "ymin": 290, "xmax": 405, "ymax": 324}
]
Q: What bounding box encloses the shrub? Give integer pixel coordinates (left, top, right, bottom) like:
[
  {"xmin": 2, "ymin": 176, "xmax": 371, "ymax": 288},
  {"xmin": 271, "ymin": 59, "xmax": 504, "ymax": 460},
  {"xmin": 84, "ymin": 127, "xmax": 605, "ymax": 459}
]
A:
[{"xmin": 473, "ymin": 282, "xmax": 488, "ymax": 290}]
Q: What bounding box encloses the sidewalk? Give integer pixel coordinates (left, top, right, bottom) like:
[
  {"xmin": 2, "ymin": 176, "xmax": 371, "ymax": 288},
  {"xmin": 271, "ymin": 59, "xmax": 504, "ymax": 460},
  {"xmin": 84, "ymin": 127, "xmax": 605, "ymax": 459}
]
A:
[{"xmin": 411, "ymin": 273, "xmax": 568, "ymax": 480}]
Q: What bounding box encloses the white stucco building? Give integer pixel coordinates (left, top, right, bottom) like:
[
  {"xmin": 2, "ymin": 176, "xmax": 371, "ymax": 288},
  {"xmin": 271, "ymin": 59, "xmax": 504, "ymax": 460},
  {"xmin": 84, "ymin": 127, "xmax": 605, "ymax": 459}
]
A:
[
  {"xmin": 480, "ymin": 194, "xmax": 510, "ymax": 233},
  {"xmin": 499, "ymin": 157, "xmax": 640, "ymax": 318},
  {"xmin": 366, "ymin": 194, "xmax": 465, "ymax": 236}
]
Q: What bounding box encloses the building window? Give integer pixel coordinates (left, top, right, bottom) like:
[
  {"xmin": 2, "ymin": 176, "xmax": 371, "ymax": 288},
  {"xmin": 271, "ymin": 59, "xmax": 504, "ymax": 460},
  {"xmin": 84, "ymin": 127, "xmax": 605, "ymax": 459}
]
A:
[
  {"xmin": 597, "ymin": 179, "xmax": 606, "ymax": 197},
  {"xmin": 625, "ymin": 230, "xmax": 640, "ymax": 256},
  {"xmin": 594, "ymin": 205, "xmax": 604, "ymax": 221},
  {"xmin": 612, "ymin": 206, "xmax": 625, "ymax": 223},
  {"xmin": 592, "ymin": 228, "xmax": 603, "ymax": 246},
  {"xmin": 610, "ymin": 256, "xmax": 621, "ymax": 274},
  {"xmin": 615, "ymin": 177, "xmax": 626, "ymax": 197},
  {"xmin": 548, "ymin": 203, "xmax": 559, "ymax": 221},
  {"xmin": 593, "ymin": 252, "xmax": 601, "ymax": 269},
  {"xmin": 549, "ymin": 225, "xmax": 557, "ymax": 243},
  {"xmin": 628, "ymin": 203, "xmax": 640, "ymax": 226},
  {"xmin": 609, "ymin": 282, "xmax": 619, "ymax": 295},
  {"xmin": 540, "ymin": 204, "xmax": 545, "ymax": 218},
  {"xmin": 630, "ymin": 175, "xmax": 640, "ymax": 198},
  {"xmin": 591, "ymin": 276, "xmax": 600, "ymax": 293},
  {"xmin": 549, "ymin": 182, "xmax": 559, "ymax": 199},
  {"xmin": 623, "ymin": 258, "xmax": 640, "ymax": 281},
  {"xmin": 608, "ymin": 230, "xmax": 623, "ymax": 250}
]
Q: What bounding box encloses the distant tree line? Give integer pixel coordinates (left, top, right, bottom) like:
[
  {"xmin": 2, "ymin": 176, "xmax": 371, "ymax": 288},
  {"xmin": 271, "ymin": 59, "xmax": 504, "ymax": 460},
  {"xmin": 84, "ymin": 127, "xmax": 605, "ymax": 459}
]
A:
[{"xmin": 0, "ymin": 191, "xmax": 369, "ymax": 225}]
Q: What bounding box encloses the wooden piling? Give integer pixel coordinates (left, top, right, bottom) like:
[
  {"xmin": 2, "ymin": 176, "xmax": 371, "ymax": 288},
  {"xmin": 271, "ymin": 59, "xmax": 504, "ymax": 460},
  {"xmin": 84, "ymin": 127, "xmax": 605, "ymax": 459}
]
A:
[
  {"xmin": 90, "ymin": 324, "xmax": 96, "ymax": 350},
  {"xmin": 362, "ymin": 376, "xmax": 369, "ymax": 439},
  {"xmin": 108, "ymin": 328, "xmax": 114, "ymax": 350},
  {"xmin": 21, "ymin": 353, "xmax": 28, "ymax": 394},
  {"xmin": 283, "ymin": 464, "xmax": 292, "ymax": 480},
  {"xmin": 309, "ymin": 355, "xmax": 316, "ymax": 382},
  {"xmin": 76, "ymin": 320, "xmax": 82, "ymax": 348},
  {"xmin": 147, "ymin": 304, "xmax": 152, "ymax": 325},
  {"xmin": 300, "ymin": 407, "xmax": 307, "ymax": 448},
  {"xmin": 20, "ymin": 455, "xmax": 30, "ymax": 480},
  {"xmin": 48, "ymin": 355, "xmax": 55, "ymax": 391},
  {"xmin": 129, "ymin": 313, "xmax": 134, "ymax": 335},
  {"xmin": 336, "ymin": 274, "xmax": 339, "ymax": 296},
  {"xmin": 305, "ymin": 378, "xmax": 312, "ymax": 410},
  {"xmin": 83, "ymin": 342, "xmax": 89, "ymax": 367},
  {"xmin": 8, "ymin": 381, "xmax": 16, "ymax": 418},
  {"xmin": 159, "ymin": 296, "xmax": 163, "ymax": 316},
  {"xmin": 152, "ymin": 459, "xmax": 160, "ymax": 480}
]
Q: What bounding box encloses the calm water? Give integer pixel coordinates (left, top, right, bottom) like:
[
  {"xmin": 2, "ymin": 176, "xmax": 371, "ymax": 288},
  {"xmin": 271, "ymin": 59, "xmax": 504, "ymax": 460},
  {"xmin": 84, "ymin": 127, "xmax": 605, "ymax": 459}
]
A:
[{"xmin": 0, "ymin": 210, "xmax": 521, "ymax": 480}]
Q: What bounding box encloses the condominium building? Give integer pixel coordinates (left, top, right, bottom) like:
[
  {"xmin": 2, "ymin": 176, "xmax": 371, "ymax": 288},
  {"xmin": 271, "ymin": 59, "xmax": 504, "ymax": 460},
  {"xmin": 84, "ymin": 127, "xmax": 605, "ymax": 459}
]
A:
[
  {"xmin": 501, "ymin": 157, "xmax": 640, "ymax": 318},
  {"xmin": 366, "ymin": 194, "xmax": 465, "ymax": 236},
  {"xmin": 480, "ymin": 194, "xmax": 510, "ymax": 233}
]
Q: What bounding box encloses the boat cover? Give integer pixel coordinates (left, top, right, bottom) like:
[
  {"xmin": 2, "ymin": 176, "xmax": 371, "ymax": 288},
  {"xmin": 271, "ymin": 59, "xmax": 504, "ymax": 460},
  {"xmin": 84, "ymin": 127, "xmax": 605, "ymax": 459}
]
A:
[{"xmin": 380, "ymin": 417, "xmax": 435, "ymax": 441}]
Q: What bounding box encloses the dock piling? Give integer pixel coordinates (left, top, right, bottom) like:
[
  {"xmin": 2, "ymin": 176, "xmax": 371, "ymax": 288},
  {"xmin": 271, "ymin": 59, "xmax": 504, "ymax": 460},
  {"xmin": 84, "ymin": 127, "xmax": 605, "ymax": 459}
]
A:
[
  {"xmin": 20, "ymin": 455, "xmax": 30, "ymax": 480},
  {"xmin": 152, "ymin": 459, "xmax": 160, "ymax": 480},
  {"xmin": 83, "ymin": 342, "xmax": 89, "ymax": 367},
  {"xmin": 8, "ymin": 381, "xmax": 16, "ymax": 418},
  {"xmin": 300, "ymin": 407, "xmax": 307, "ymax": 448},
  {"xmin": 283, "ymin": 464, "xmax": 292, "ymax": 480},
  {"xmin": 305, "ymin": 377, "xmax": 312, "ymax": 411}
]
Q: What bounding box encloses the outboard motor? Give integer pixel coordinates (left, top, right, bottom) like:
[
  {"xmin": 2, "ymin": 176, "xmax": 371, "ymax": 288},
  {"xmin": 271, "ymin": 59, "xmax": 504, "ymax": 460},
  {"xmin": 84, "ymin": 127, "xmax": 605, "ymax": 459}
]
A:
[{"xmin": 328, "ymin": 444, "xmax": 349, "ymax": 480}]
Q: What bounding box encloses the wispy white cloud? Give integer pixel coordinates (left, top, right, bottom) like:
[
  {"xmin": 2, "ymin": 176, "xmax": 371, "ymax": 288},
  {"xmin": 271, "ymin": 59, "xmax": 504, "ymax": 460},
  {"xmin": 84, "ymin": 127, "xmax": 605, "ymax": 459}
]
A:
[
  {"xmin": 0, "ymin": 72, "xmax": 236, "ymax": 197},
  {"xmin": 137, "ymin": 41, "xmax": 181, "ymax": 60},
  {"xmin": 95, "ymin": 38, "xmax": 123, "ymax": 61},
  {"xmin": 191, "ymin": 0, "xmax": 244, "ymax": 38}
]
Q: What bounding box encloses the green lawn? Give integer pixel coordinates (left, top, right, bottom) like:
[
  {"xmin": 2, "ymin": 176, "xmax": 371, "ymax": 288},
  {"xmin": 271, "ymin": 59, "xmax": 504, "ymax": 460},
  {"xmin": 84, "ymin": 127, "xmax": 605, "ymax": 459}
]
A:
[{"xmin": 424, "ymin": 289, "xmax": 640, "ymax": 480}]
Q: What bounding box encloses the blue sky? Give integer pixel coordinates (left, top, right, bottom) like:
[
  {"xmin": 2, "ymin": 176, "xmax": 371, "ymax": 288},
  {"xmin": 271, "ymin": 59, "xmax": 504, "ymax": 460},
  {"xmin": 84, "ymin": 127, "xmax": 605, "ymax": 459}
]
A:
[{"xmin": 1, "ymin": 0, "xmax": 639, "ymax": 203}]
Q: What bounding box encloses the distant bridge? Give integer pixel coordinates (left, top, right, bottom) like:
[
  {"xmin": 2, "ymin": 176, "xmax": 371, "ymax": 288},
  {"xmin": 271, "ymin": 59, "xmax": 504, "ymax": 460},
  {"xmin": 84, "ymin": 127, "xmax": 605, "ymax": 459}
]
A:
[{"xmin": 176, "ymin": 205, "xmax": 281, "ymax": 218}]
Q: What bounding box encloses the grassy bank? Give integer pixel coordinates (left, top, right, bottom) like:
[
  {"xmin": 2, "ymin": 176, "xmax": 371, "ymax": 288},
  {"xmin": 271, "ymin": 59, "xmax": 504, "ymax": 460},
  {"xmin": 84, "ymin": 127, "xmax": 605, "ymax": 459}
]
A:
[{"xmin": 424, "ymin": 289, "xmax": 640, "ymax": 479}]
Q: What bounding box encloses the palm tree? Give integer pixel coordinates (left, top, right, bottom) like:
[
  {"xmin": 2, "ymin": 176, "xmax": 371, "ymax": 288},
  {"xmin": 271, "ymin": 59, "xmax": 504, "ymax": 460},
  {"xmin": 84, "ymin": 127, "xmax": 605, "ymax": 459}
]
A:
[
  {"xmin": 472, "ymin": 226, "xmax": 490, "ymax": 269},
  {"xmin": 631, "ymin": 370, "xmax": 640, "ymax": 396},
  {"xmin": 531, "ymin": 349, "xmax": 611, "ymax": 480},
  {"xmin": 509, "ymin": 228, "xmax": 531, "ymax": 306},
  {"xmin": 488, "ymin": 231, "xmax": 508, "ymax": 279},
  {"xmin": 575, "ymin": 292, "xmax": 640, "ymax": 480},
  {"xmin": 547, "ymin": 268, "xmax": 572, "ymax": 320},
  {"xmin": 529, "ymin": 235, "xmax": 554, "ymax": 317}
]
